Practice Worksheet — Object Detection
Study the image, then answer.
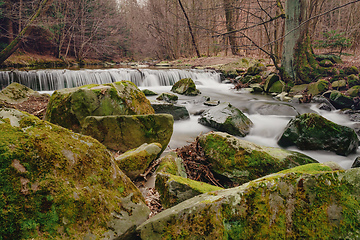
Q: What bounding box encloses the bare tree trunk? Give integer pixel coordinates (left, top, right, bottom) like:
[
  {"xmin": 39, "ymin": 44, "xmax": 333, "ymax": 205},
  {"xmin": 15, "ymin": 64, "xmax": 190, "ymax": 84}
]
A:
[
  {"xmin": 281, "ymin": 0, "xmax": 314, "ymax": 83},
  {"xmin": 0, "ymin": 0, "xmax": 51, "ymax": 65},
  {"xmin": 224, "ymin": 0, "xmax": 238, "ymax": 55},
  {"xmin": 177, "ymin": 0, "xmax": 201, "ymax": 58}
]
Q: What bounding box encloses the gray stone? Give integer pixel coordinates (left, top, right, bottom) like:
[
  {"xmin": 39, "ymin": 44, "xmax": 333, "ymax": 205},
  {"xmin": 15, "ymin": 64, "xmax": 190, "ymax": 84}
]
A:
[
  {"xmin": 198, "ymin": 102, "xmax": 253, "ymax": 136},
  {"xmin": 151, "ymin": 100, "xmax": 189, "ymax": 120}
]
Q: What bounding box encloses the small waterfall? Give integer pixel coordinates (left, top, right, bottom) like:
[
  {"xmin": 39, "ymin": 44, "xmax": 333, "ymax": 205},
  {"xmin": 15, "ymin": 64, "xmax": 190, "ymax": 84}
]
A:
[{"xmin": 0, "ymin": 68, "xmax": 221, "ymax": 91}]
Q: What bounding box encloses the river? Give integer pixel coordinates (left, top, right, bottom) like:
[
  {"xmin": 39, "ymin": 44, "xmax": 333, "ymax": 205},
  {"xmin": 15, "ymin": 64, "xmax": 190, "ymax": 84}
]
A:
[{"xmin": 0, "ymin": 67, "xmax": 357, "ymax": 169}]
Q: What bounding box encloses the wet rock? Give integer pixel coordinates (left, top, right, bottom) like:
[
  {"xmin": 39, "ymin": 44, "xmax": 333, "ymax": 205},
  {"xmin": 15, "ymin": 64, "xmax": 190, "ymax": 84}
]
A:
[
  {"xmin": 81, "ymin": 114, "xmax": 174, "ymax": 153},
  {"xmin": 156, "ymin": 92, "xmax": 178, "ymax": 103},
  {"xmin": 151, "ymin": 100, "xmax": 189, "ymax": 120},
  {"xmin": 249, "ymin": 102, "xmax": 298, "ymax": 116},
  {"xmin": 204, "ymin": 100, "xmax": 220, "ymax": 106},
  {"xmin": 44, "ymin": 81, "xmax": 154, "ymax": 132},
  {"xmin": 278, "ymin": 113, "xmax": 359, "ymax": 156},
  {"xmin": 137, "ymin": 164, "xmax": 360, "ymax": 240},
  {"xmin": 249, "ymin": 83, "xmax": 263, "ymax": 93},
  {"xmin": 155, "ymin": 173, "xmax": 223, "ymax": 209},
  {"xmin": 197, "ymin": 132, "xmax": 317, "ymax": 185},
  {"xmin": 115, "ymin": 143, "xmax": 162, "ymax": 180},
  {"xmin": 0, "ymin": 108, "xmax": 150, "ymax": 239},
  {"xmin": 142, "ymin": 89, "xmax": 158, "ymax": 96},
  {"xmin": 328, "ymin": 90, "xmax": 353, "ymax": 109},
  {"xmin": 289, "ymin": 84, "xmax": 308, "ymax": 96},
  {"xmin": 198, "ymin": 102, "xmax": 253, "ymax": 136},
  {"xmin": 311, "ymin": 95, "xmax": 336, "ymax": 111},
  {"xmin": 351, "ymin": 156, "xmax": 360, "ymax": 168},
  {"xmin": 171, "ymin": 78, "xmax": 201, "ymax": 96}
]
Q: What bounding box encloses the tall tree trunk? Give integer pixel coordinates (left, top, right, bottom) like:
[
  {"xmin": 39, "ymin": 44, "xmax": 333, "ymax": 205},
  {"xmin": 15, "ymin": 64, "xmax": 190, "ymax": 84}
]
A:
[
  {"xmin": 281, "ymin": 0, "xmax": 318, "ymax": 84},
  {"xmin": 177, "ymin": 0, "xmax": 201, "ymax": 58},
  {"xmin": 224, "ymin": 0, "xmax": 238, "ymax": 55},
  {"xmin": 0, "ymin": 0, "xmax": 51, "ymax": 65}
]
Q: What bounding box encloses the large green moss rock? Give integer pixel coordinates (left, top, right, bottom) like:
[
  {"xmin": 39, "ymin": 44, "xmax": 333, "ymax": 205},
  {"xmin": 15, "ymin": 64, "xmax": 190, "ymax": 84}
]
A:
[
  {"xmin": 278, "ymin": 113, "xmax": 359, "ymax": 156},
  {"xmin": 346, "ymin": 86, "xmax": 360, "ymax": 98},
  {"xmin": 0, "ymin": 82, "xmax": 46, "ymax": 104},
  {"xmin": 198, "ymin": 102, "xmax": 253, "ymax": 137},
  {"xmin": 137, "ymin": 164, "xmax": 360, "ymax": 239},
  {"xmin": 155, "ymin": 173, "xmax": 223, "ymax": 209},
  {"xmin": 289, "ymin": 84, "xmax": 308, "ymax": 96},
  {"xmin": 307, "ymin": 79, "xmax": 329, "ymax": 96},
  {"xmin": 0, "ymin": 108, "xmax": 150, "ymax": 239},
  {"xmin": 171, "ymin": 78, "xmax": 201, "ymax": 96},
  {"xmin": 246, "ymin": 63, "xmax": 266, "ymax": 76},
  {"xmin": 264, "ymin": 73, "xmax": 280, "ymax": 93},
  {"xmin": 328, "ymin": 90, "xmax": 354, "ymax": 109},
  {"xmin": 332, "ymin": 79, "xmax": 347, "ymax": 91},
  {"xmin": 268, "ymin": 80, "xmax": 285, "ymax": 93},
  {"xmin": 115, "ymin": 143, "xmax": 162, "ymax": 180},
  {"xmin": 44, "ymin": 81, "xmax": 154, "ymax": 132},
  {"xmin": 197, "ymin": 132, "xmax": 317, "ymax": 185},
  {"xmin": 347, "ymin": 74, "xmax": 360, "ymax": 88},
  {"xmin": 81, "ymin": 114, "xmax": 174, "ymax": 153}
]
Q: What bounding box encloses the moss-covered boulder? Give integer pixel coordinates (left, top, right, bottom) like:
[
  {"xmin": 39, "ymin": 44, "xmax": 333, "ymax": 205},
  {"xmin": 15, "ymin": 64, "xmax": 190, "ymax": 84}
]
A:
[
  {"xmin": 142, "ymin": 89, "xmax": 158, "ymax": 96},
  {"xmin": 156, "ymin": 92, "xmax": 178, "ymax": 103},
  {"xmin": 198, "ymin": 102, "xmax": 253, "ymax": 137},
  {"xmin": 115, "ymin": 143, "xmax": 162, "ymax": 180},
  {"xmin": 264, "ymin": 73, "xmax": 280, "ymax": 93},
  {"xmin": 151, "ymin": 100, "xmax": 190, "ymax": 120},
  {"xmin": 346, "ymin": 86, "xmax": 360, "ymax": 98},
  {"xmin": 155, "ymin": 173, "xmax": 223, "ymax": 209},
  {"xmin": 0, "ymin": 108, "xmax": 150, "ymax": 239},
  {"xmin": 246, "ymin": 63, "xmax": 266, "ymax": 76},
  {"xmin": 332, "ymin": 79, "xmax": 347, "ymax": 91},
  {"xmin": 81, "ymin": 114, "xmax": 174, "ymax": 153},
  {"xmin": 157, "ymin": 152, "xmax": 187, "ymax": 178},
  {"xmin": 347, "ymin": 74, "xmax": 360, "ymax": 88},
  {"xmin": 171, "ymin": 78, "xmax": 201, "ymax": 96},
  {"xmin": 307, "ymin": 79, "xmax": 329, "ymax": 96},
  {"xmin": 278, "ymin": 113, "xmax": 359, "ymax": 156},
  {"xmin": 137, "ymin": 164, "xmax": 360, "ymax": 239},
  {"xmin": 289, "ymin": 84, "xmax": 308, "ymax": 97},
  {"xmin": 344, "ymin": 66, "xmax": 359, "ymax": 75},
  {"xmin": 197, "ymin": 132, "xmax": 317, "ymax": 185},
  {"xmin": 328, "ymin": 90, "xmax": 354, "ymax": 109},
  {"xmin": 0, "ymin": 82, "xmax": 46, "ymax": 104},
  {"xmin": 44, "ymin": 81, "xmax": 154, "ymax": 132},
  {"xmin": 268, "ymin": 80, "xmax": 285, "ymax": 93}
]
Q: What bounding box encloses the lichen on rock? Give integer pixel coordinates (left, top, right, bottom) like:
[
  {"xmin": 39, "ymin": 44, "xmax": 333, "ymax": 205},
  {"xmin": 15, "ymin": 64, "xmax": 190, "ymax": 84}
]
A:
[
  {"xmin": 44, "ymin": 81, "xmax": 154, "ymax": 132},
  {"xmin": 0, "ymin": 108, "xmax": 150, "ymax": 239}
]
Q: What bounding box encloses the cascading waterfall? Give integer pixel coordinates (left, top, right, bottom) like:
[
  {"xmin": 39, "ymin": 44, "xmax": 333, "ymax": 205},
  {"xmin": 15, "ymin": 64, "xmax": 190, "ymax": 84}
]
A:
[{"xmin": 0, "ymin": 68, "xmax": 222, "ymax": 91}]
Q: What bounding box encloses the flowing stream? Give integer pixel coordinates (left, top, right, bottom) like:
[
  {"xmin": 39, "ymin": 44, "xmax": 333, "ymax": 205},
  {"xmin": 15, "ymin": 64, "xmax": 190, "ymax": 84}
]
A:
[{"xmin": 1, "ymin": 68, "xmax": 357, "ymax": 169}]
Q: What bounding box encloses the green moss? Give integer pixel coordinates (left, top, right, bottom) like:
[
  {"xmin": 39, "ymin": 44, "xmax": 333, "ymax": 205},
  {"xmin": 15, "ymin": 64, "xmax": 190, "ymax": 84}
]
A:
[
  {"xmin": 168, "ymin": 174, "xmax": 223, "ymax": 193},
  {"xmin": 0, "ymin": 111, "xmax": 144, "ymax": 239}
]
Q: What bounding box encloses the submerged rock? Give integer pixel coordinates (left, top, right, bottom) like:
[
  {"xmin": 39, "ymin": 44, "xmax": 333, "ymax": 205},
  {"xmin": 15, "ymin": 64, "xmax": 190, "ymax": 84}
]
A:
[
  {"xmin": 151, "ymin": 100, "xmax": 189, "ymax": 120},
  {"xmin": 197, "ymin": 132, "xmax": 317, "ymax": 185},
  {"xmin": 44, "ymin": 81, "xmax": 154, "ymax": 132},
  {"xmin": 0, "ymin": 108, "xmax": 150, "ymax": 239},
  {"xmin": 171, "ymin": 78, "xmax": 201, "ymax": 96},
  {"xmin": 137, "ymin": 164, "xmax": 360, "ymax": 239},
  {"xmin": 198, "ymin": 102, "xmax": 253, "ymax": 136},
  {"xmin": 249, "ymin": 102, "xmax": 298, "ymax": 116},
  {"xmin": 278, "ymin": 113, "xmax": 359, "ymax": 156},
  {"xmin": 156, "ymin": 92, "xmax": 178, "ymax": 103},
  {"xmin": 81, "ymin": 114, "xmax": 174, "ymax": 153},
  {"xmin": 115, "ymin": 143, "xmax": 162, "ymax": 180}
]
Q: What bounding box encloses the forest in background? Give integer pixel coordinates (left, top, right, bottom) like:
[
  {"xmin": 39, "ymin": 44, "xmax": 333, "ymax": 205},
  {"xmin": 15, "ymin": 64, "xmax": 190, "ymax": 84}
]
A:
[{"xmin": 0, "ymin": 0, "xmax": 360, "ymax": 63}]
